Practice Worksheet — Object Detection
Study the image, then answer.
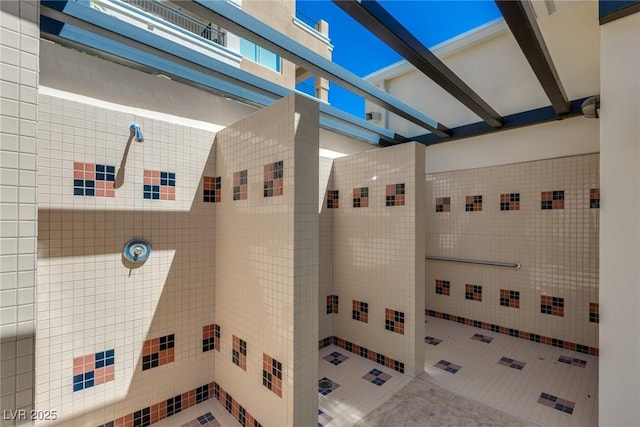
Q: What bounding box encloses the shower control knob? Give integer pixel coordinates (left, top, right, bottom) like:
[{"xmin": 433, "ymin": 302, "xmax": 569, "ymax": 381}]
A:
[{"xmin": 123, "ymin": 238, "xmax": 152, "ymax": 264}]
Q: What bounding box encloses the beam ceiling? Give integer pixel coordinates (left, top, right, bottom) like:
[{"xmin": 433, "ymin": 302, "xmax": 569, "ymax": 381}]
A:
[{"xmin": 334, "ymin": 0, "xmax": 504, "ymax": 129}]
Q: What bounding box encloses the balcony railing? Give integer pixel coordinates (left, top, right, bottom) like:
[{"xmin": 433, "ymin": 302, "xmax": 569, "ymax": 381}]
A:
[{"xmin": 121, "ymin": 0, "xmax": 226, "ymax": 46}]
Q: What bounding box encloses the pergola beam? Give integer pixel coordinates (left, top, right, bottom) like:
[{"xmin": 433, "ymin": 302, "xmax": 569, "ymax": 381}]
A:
[
  {"xmin": 495, "ymin": 0, "xmax": 570, "ymax": 116},
  {"xmin": 334, "ymin": 0, "xmax": 503, "ymax": 128}
]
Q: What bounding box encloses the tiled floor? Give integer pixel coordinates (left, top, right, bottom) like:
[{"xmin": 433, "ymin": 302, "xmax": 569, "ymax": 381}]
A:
[
  {"xmin": 422, "ymin": 317, "xmax": 598, "ymax": 427},
  {"xmin": 152, "ymin": 398, "xmax": 239, "ymax": 427},
  {"xmin": 318, "ymin": 345, "xmax": 413, "ymax": 426},
  {"xmin": 155, "ymin": 318, "xmax": 597, "ymax": 427}
]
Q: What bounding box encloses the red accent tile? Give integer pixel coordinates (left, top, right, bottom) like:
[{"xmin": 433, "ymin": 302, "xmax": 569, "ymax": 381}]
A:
[
  {"xmin": 142, "ymin": 340, "xmax": 152, "ymax": 356},
  {"xmin": 73, "ymin": 357, "xmax": 85, "ymax": 375},
  {"xmin": 166, "ymin": 186, "xmax": 175, "ymax": 200},
  {"xmin": 84, "ymin": 355, "xmax": 94, "ymax": 372},
  {"xmin": 94, "ymin": 368, "xmax": 105, "ymax": 385}
]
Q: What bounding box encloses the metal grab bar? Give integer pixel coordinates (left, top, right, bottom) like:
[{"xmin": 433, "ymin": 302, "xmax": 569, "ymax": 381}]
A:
[{"xmin": 425, "ymin": 255, "xmax": 520, "ymax": 269}]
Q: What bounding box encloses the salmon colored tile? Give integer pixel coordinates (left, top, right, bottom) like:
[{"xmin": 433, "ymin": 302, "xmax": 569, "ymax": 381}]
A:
[
  {"xmin": 105, "ymin": 189, "xmax": 115, "ymax": 197},
  {"xmin": 114, "ymin": 417, "xmax": 125, "ymax": 427},
  {"xmin": 167, "ymin": 348, "xmax": 174, "ymax": 363},
  {"xmin": 104, "ymin": 365, "xmax": 115, "ymax": 382},
  {"xmin": 142, "ymin": 341, "xmax": 152, "ymax": 356},
  {"xmin": 73, "ymin": 356, "xmax": 85, "ymax": 370},
  {"xmin": 84, "ymin": 355, "xmax": 94, "ymax": 370},
  {"xmin": 73, "ymin": 170, "xmax": 84, "ymax": 179},
  {"xmin": 158, "ymin": 402, "xmax": 167, "ymax": 420},
  {"xmin": 84, "ymin": 163, "xmax": 95, "ymax": 172}
]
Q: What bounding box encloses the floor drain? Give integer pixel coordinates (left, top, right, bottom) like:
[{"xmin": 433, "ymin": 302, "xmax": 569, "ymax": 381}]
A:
[{"xmin": 318, "ymin": 380, "xmax": 333, "ymax": 389}]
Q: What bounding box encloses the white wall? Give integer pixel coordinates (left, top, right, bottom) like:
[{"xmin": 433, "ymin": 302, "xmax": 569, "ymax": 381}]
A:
[
  {"xmin": 599, "ymin": 11, "xmax": 640, "ymax": 427},
  {"xmin": 39, "ymin": 41, "xmax": 256, "ymax": 128},
  {"xmin": 425, "ymin": 116, "xmax": 599, "ymax": 173}
]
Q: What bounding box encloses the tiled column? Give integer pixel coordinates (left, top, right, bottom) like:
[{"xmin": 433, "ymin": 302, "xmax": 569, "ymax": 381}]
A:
[
  {"xmin": 213, "ymin": 94, "xmax": 318, "ymax": 426},
  {"xmin": 0, "ymin": 1, "xmax": 39, "ymax": 424},
  {"xmin": 331, "ymin": 142, "xmax": 425, "ymax": 376}
]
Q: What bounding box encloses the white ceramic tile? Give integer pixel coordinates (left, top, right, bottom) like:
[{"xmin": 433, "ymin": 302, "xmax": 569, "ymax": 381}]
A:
[{"xmin": 423, "ymin": 316, "xmax": 597, "ymax": 427}]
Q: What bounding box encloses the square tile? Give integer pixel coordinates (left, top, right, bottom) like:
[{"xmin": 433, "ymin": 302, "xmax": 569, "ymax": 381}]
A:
[
  {"xmin": 434, "ymin": 360, "xmax": 462, "ymax": 374},
  {"xmin": 323, "ymin": 351, "xmax": 349, "ymax": 366}
]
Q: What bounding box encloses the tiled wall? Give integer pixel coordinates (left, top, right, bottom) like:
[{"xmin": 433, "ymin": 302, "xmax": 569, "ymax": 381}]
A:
[
  {"xmin": 426, "ymin": 154, "xmax": 599, "ymax": 349},
  {"xmin": 35, "ymin": 92, "xmax": 218, "ymax": 426},
  {"xmin": 329, "ymin": 143, "xmax": 426, "ymax": 375},
  {"xmin": 212, "ymin": 94, "xmax": 319, "ymax": 427},
  {"xmin": 0, "ymin": 1, "xmax": 39, "ymax": 424},
  {"xmin": 318, "ymin": 156, "xmax": 334, "ymax": 341}
]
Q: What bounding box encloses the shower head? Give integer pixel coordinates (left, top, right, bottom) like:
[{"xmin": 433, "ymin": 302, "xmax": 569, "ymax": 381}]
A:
[{"xmin": 129, "ymin": 123, "xmax": 144, "ymax": 142}]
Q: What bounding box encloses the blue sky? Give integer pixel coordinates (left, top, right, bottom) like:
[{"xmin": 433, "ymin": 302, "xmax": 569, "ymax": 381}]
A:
[{"xmin": 295, "ymin": 1, "xmax": 502, "ymax": 117}]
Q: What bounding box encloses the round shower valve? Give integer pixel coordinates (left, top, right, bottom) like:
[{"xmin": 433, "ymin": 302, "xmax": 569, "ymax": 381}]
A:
[{"xmin": 123, "ymin": 238, "xmax": 152, "ymax": 263}]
